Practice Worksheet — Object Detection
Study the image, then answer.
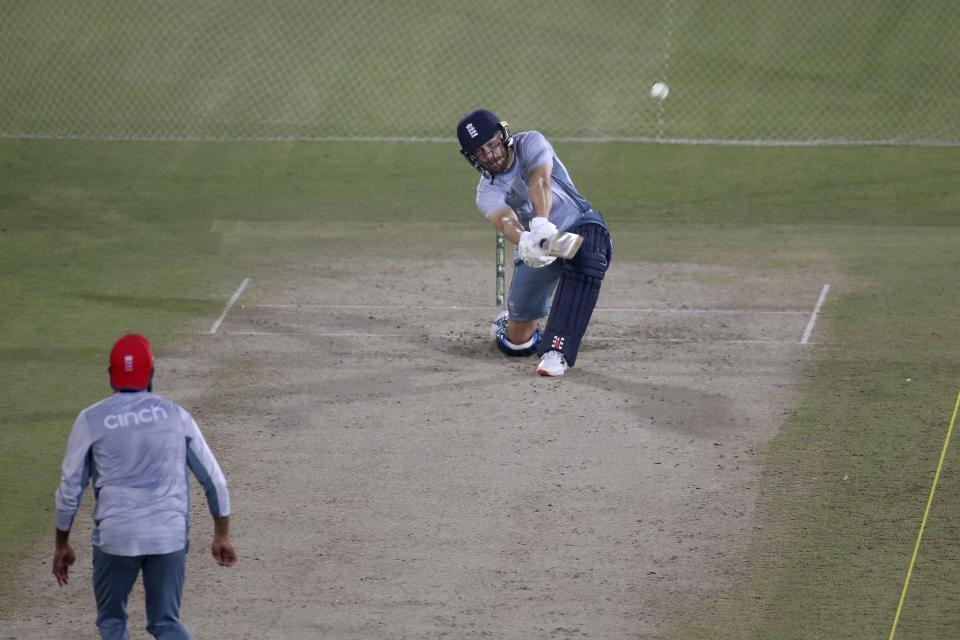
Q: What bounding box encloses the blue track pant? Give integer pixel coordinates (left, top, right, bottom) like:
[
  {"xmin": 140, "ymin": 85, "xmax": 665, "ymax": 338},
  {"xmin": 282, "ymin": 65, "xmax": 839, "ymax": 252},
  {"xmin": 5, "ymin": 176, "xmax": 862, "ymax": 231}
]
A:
[{"xmin": 93, "ymin": 546, "xmax": 190, "ymax": 640}]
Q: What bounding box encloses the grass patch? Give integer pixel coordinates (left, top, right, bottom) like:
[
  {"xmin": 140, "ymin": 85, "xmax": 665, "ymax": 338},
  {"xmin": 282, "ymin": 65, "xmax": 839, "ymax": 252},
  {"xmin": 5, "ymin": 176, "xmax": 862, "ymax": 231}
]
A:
[{"xmin": 663, "ymin": 203, "xmax": 960, "ymax": 638}]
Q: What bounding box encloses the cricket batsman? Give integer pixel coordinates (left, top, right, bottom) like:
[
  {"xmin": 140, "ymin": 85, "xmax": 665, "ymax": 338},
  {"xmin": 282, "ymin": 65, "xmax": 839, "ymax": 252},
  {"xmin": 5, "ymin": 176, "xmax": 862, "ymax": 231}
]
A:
[{"xmin": 456, "ymin": 108, "xmax": 612, "ymax": 376}]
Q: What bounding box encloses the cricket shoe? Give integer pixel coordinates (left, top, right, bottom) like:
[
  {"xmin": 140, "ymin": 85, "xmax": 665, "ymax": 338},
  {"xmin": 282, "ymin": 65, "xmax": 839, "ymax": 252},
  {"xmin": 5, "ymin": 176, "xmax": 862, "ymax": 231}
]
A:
[
  {"xmin": 489, "ymin": 310, "xmax": 509, "ymax": 339},
  {"xmin": 536, "ymin": 350, "xmax": 568, "ymax": 377},
  {"xmin": 491, "ymin": 310, "xmax": 540, "ymax": 357}
]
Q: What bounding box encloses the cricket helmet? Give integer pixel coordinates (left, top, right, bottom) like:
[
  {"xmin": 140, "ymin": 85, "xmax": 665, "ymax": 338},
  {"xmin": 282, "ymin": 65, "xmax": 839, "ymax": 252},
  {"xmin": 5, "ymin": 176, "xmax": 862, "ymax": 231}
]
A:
[
  {"xmin": 456, "ymin": 108, "xmax": 513, "ymax": 177},
  {"xmin": 109, "ymin": 334, "xmax": 154, "ymax": 391}
]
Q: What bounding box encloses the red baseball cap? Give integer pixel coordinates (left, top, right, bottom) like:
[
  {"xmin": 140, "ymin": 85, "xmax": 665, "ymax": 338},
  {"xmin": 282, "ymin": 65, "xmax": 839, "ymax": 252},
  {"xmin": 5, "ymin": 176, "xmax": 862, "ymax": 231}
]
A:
[{"xmin": 109, "ymin": 334, "xmax": 154, "ymax": 391}]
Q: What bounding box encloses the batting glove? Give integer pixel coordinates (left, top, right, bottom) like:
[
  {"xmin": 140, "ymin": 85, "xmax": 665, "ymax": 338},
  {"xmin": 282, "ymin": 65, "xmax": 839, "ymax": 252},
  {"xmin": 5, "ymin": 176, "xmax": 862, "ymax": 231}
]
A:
[
  {"xmin": 518, "ymin": 231, "xmax": 557, "ymax": 268},
  {"xmin": 528, "ymin": 217, "xmax": 559, "ymax": 246}
]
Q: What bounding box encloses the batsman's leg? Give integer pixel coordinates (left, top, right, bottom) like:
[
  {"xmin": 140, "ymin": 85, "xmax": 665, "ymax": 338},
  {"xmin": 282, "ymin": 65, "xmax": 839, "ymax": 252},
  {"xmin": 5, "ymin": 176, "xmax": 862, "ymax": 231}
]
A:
[
  {"xmin": 538, "ymin": 222, "xmax": 611, "ymax": 367},
  {"xmin": 494, "ymin": 256, "xmax": 562, "ymax": 357}
]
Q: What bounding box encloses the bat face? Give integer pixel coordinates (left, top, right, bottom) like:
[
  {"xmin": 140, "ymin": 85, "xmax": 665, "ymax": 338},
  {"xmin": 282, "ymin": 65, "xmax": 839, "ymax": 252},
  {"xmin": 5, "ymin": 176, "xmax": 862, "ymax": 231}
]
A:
[{"xmin": 545, "ymin": 232, "xmax": 583, "ymax": 259}]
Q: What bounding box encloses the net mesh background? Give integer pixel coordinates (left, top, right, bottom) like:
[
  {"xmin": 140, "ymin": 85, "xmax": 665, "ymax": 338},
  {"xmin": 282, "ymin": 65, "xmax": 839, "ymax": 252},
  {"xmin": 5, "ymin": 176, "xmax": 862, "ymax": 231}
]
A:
[{"xmin": 2, "ymin": 1, "xmax": 957, "ymax": 144}]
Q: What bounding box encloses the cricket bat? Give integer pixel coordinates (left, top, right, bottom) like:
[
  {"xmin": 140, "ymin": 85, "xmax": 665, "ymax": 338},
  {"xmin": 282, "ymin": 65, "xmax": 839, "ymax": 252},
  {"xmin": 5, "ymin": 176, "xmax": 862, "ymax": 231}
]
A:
[{"xmin": 543, "ymin": 232, "xmax": 583, "ymax": 259}]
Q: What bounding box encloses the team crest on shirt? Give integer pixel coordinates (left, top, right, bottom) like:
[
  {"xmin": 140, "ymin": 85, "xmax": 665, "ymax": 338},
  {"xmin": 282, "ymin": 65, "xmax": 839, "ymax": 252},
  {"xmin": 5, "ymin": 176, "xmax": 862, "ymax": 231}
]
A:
[{"xmin": 551, "ymin": 336, "xmax": 565, "ymax": 349}]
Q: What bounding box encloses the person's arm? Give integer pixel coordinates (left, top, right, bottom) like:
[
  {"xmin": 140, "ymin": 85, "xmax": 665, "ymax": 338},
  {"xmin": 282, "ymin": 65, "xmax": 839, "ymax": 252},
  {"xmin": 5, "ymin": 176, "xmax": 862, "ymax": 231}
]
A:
[
  {"xmin": 52, "ymin": 414, "xmax": 91, "ymax": 586},
  {"xmin": 488, "ymin": 207, "xmax": 525, "ymax": 245},
  {"xmin": 477, "ymin": 157, "xmax": 555, "ymax": 267},
  {"xmin": 182, "ymin": 407, "xmax": 237, "ymax": 567},
  {"xmin": 525, "ymin": 161, "xmax": 559, "ymax": 265},
  {"xmin": 211, "ymin": 515, "xmax": 237, "ymax": 567},
  {"xmin": 486, "ymin": 164, "xmax": 554, "ymax": 238},
  {"xmin": 490, "ymin": 206, "xmax": 557, "ymax": 269},
  {"xmin": 528, "ymin": 163, "xmax": 553, "ymax": 221},
  {"xmin": 52, "ymin": 528, "xmax": 76, "ymax": 586}
]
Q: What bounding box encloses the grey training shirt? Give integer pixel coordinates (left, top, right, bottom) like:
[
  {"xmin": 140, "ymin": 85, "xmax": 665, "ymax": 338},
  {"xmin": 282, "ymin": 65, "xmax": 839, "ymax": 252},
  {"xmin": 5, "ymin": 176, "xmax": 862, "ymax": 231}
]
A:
[
  {"xmin": 474, "ymin": 130, "xmax": 593, "ymax": 232},
  {"xmin": 55, "ymin": 391, "xmax": 230, "ymax": 557}
]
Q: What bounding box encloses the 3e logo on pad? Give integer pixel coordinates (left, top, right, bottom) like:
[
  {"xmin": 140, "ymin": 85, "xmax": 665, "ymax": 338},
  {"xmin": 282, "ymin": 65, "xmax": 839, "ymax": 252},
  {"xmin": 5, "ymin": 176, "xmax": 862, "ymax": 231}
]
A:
[{"xmin": 103, "ymin": 405, "xmax": 169, "ymax": 430}]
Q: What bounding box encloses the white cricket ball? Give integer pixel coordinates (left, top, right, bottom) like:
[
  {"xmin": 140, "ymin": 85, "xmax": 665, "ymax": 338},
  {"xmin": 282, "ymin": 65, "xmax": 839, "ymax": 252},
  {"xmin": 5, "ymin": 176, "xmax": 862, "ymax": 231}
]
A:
[{"xmin": 650, "ymin": 82, "xmax": 670, "ymax": 100}]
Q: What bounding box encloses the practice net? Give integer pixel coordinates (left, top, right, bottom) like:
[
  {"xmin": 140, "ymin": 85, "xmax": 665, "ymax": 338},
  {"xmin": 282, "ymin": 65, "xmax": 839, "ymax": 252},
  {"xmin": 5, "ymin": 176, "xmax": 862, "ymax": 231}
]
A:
[{"xmin": 2, "ymin": 1, "xmax": 958, "ymax": 145}]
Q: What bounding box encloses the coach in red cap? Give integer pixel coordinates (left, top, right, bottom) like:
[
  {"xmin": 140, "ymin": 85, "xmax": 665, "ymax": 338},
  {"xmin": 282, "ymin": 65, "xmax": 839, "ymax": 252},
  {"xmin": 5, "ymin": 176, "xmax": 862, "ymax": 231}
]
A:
[{"xmin": 53, "ymin": 334, "xmax": 237, "ymax": 639}]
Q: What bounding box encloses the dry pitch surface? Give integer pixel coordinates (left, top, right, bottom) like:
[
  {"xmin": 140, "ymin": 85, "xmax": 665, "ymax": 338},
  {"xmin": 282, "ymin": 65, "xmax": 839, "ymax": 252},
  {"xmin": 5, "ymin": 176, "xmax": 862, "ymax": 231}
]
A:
[{"xmin": 4, "ymin": 255, "xmax": 828, "ymax": 638}]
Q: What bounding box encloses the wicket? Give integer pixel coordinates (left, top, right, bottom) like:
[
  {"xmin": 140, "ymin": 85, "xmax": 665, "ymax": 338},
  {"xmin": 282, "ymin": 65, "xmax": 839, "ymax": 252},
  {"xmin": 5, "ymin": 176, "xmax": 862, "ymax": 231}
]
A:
[{"xmin": 496, "ymin": 229, "xmax": 505, "ymax": 309}]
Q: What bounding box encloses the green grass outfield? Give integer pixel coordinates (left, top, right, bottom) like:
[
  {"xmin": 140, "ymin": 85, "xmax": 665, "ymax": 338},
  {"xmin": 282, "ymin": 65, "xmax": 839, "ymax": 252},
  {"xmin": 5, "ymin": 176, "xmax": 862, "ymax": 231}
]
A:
[{"xmin": 2, "ymin": 139, "xmax": 959, "ymax": 638}]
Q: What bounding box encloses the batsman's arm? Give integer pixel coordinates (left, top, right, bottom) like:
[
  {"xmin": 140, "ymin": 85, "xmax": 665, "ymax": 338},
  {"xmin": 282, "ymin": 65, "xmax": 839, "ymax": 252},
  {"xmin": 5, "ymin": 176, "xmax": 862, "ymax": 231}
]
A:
[
  {"xmin": 489, "ymin": 208, "xmax": 525, "ymax": 245},
  {"xmin": 528, "ymin": 163, "xmax": 553, "ymax": 220}
]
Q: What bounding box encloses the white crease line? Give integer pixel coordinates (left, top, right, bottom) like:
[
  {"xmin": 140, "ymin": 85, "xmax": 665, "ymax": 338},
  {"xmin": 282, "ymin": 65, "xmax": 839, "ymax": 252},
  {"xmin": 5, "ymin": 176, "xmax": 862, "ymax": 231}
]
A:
[
  {"xmin": 254, "ymin": 303, "xmax": 489, "ymax": 310},
  {"xmin": 589, "ymin": 336, "xmax": 793, "ymax": 344},
  {"xmin": 250, "ymin": 303, "xmax": 806, "ymax": 315},
  {"xmin": 602, "ymin": 307, "xmax": 805, "ymax": 315},
  {"xmin": 800, "ymin": 284, "xmax": 831, "ymax": 344},
  {"xmin": 209, "ymin": 278, "xmax": 250, "ymax": 335},
  {"xmin": 223, "ymin": 332, "xmax": 406, "ymax": 337}
]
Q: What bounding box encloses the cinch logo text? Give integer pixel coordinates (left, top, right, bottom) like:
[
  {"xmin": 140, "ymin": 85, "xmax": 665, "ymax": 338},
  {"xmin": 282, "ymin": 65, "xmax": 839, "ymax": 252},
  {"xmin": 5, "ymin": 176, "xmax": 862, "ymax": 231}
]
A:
[{"xmin": 104, "ymin": 406, "xmax": 169, "ymax": 430}]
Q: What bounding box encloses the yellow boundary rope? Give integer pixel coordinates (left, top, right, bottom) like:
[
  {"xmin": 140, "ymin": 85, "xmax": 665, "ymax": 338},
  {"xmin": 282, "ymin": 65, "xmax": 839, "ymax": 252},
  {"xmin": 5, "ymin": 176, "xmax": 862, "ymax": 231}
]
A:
[{"xmin": 888, "ymin": 388, "xmax": 960, "ymax": 640}]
